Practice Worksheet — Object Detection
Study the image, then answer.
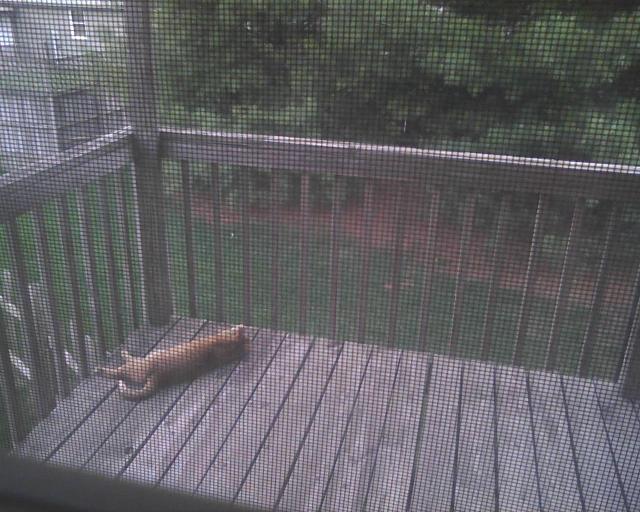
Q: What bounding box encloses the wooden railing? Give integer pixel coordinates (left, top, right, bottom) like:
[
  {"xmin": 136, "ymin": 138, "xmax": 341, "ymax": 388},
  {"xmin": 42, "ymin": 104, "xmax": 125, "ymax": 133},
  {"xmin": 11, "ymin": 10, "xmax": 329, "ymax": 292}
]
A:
[
  {"xmin": 0, "ymin": 130, "xmax": 145, "ymax": 446},
  {"xmin": 1, "ymin": 125, "xmax": 640, "ymax": 451}
]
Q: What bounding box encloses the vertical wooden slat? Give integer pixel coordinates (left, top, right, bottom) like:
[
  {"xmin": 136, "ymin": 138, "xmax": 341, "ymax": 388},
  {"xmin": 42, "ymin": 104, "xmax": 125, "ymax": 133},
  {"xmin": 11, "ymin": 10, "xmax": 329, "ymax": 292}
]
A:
[
  {"xmin": 298, "ymin": 175, "xmax": 311, "ymax": 335},
  {"xmin": 8, "ymin": 219, "xmax": 55, "ymax": 419},
  {"xmin": 180, "ymin": 161, "xmax": 197, "ymax": 318},
  {"xmin": 115, "ymin": 171, "xmax": 140, "ymax": 328},
  {"xmin": 29, "ymin": 283, "xmax": 61, "ymax": 399},
  {"xmin": 545, "ymin": 198, "xmax": 585, "ymax": 371},
  {"xmin": 270, "ymin": 173, "xmax": 283, "ymax": 329},
  {"xmin": 512, "ymin": 194, "xmax": 549, "ymax": 366},
  {"xmin": 58, "ymin": 196, "xmax": 90, "ymax": 377},
  {"xmin": 356, "ymin": 180, "xmax": 375, "ymax": 343},
  {"xmin": 33, "ymin": 208, "xmax": 71, "ymax": 395},
  {"xmin": 78, "ymin": 189, "xmax": 107, "ymax": 361},
  {"xmin": 210, "ymin": 165, "xmax": 225, "ymax": 322},
  {"xmin": 579, "ymin": 204, "xmax": 618, "ymax": 377},
  {"xmin": 480, "ymin": 195, "xmax": 510, "ymax": 359},
  {"xmin": 418, "ymin": 188, "xmax": 441, "ymax": 350},
  {"xmin": 125, "ymin": 169, "xmax": 148, "ymax": 325},
  {"xmin": 328, "ymin": 176, "xmax": 345, "ymax": 340},
  {"xmin": 0, "ymin": 305, "xmax": 26, "ymax": 445},
  {"xmin": 387, "ymin": 182, "xmax": 409, "ymax": 347},
  {"xmin": 240, "ymin": 170, "xmax": 253, "ymax": 325},
  {"xmin": 97, "ymin": 179, "xmax": 125, "ymax": 344},
  {"xmin": 124, "ymin": 0, "xmax": 174, "ymax": 325},
  {"xmin": 448, "ymin": 192, "xmax": 477, "ymax": 355}
]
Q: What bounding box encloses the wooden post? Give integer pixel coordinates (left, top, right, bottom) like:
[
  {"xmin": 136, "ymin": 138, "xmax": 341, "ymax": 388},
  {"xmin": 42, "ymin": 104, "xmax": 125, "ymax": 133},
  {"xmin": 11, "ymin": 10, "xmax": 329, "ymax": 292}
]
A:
[{"xmin": 123, "ymin": 0, "xmax": 173, "ymax": 325}]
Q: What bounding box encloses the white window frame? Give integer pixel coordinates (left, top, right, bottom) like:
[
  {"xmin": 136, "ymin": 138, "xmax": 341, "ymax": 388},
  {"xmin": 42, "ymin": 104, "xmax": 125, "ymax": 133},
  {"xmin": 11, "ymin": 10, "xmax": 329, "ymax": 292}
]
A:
[
  {"xmin": 0, "ymin": 14, "xmax": 15, "ymax": 48},
  {"xmin": 69, "ymin": 9, "xmax": 87, "ymax": 40}
]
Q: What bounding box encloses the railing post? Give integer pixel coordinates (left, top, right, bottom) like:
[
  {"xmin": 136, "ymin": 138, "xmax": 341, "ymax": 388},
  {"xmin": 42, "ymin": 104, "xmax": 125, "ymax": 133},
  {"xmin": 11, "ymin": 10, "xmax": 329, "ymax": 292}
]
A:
[{"xmin": 123, "ymin": 0, "xmax": 173, "ymax": 325}]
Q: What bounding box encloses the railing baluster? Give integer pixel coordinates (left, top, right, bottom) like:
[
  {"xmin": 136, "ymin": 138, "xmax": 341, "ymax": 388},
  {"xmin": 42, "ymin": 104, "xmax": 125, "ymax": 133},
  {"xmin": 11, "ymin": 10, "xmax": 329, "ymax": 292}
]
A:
[
  {"xmin": 33, "ymin": 208, "xmax": 71, "ymax": 394},
  {"xmin": 512, "ymin": 194, "xmax": 549, "ymax": 366},
  {"xmin": 78, "ymin": 188, "xmax": 107, "ymax": 362},
  {"xmin": 328, "ymin": 176, "xmax": 345, "ymax": 340},
  {"xmin": 115, "ymin": 171, "xmax": 139, "ymax": 328},
  {"xmin": 125, "ymin": 170, "xmax": 148, "ymax": 325},
  {"xmin": 210, "ymin": 165, "xmax": 225, "ymax": 322},
  {"xmin": 480, "ymin": 194, "xmax": 510, "ymax": 359},
  {"xmin": 545, "ymin": 198, "xmax": 585, "ymax": 371},
  {"xmin": 29, "ymin": 283, "xmax": 62, "ymax": 399},
  {"xmin": 58, "ymin": 196, "xmax": 90, "ymax": 377},
  {"xmin": 356, "ymin": 180, "xmax": 376, "ymax": 343},
  {"xmin": 97, "ymin": 178, "xmax": 125, "ymax": 344},
  {"xmin": 240, "ymin": 170, "xmax": 253, "ymax": 325},
  {"xmin": 180, "ymin": 161, "xmax": 197, "ymax": 318},
  {"xmin": 619, "ymin": 272, "xmax": 640, "ymax": 399},
  {"xmin": 270, "ymin": 173, "xmax": 283, "ymax": 329},
  {"xmin": 8, "ymin": 219, "xmax": 55, "ymax": 419},
  {"xmin": 418, "ymin": 188, "xmax": 441, "ymax": 350},
  {"xmin": 0, "ymin": 305, "xmax": 26, "ymax": 445},
  {"xmin": 387, "ymin": 182, "xmax": 410, "ymax": 347},
  {"xmin": 298, "ymin": 175, "xmax": 312, "ymax": 334},
  {"xmin": 448, "ymin": 192, "xmax": 477, "ymax": 355},
  {"xmin": 578, "ymin": 205, "xmax": 618, "ymax": 377}
]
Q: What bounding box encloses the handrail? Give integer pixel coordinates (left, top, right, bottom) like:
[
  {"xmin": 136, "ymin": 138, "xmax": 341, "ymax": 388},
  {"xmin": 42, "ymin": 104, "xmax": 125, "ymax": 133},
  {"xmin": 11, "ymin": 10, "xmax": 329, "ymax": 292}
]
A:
[
  {"xmin": 161, "ymin": 127, "xmax": 640, "ymax": 201},
  {"xmin": 0, "ymin": 128, "xmax": 131, "ymax": 222}
]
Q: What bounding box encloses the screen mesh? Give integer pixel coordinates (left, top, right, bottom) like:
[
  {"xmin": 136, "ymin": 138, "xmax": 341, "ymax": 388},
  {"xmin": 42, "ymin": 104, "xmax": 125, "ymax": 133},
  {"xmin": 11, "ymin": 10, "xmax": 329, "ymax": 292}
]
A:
[{"xmin": 1, "ymin": 1, "xmax": 639, "ymax": 511}]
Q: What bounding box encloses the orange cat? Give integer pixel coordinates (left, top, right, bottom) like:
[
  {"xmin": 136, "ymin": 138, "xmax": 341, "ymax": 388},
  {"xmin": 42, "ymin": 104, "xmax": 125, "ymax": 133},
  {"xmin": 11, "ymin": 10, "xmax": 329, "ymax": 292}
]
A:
[{"xmin": 98, "ymin": 325, "xmax": 248, "ymax": 400}]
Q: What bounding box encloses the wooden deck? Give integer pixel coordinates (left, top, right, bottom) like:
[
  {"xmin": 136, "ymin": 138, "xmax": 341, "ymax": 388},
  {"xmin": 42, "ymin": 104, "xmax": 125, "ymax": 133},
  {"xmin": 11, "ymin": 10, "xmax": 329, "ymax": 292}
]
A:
[{"xmin": 13, "ymin": 318, "xmax": 640, "ymax": 512}]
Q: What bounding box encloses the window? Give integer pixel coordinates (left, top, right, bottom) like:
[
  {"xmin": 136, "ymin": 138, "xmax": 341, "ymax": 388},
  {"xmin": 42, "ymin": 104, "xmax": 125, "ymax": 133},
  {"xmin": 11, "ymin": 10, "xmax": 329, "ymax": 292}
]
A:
[
  {"xmin": 0, "ymin": 16, "xmax": 14, "ymax": 47},
  {"xmin": 69, "ymin": 9, "xmax": 86, "ymax": 39}
]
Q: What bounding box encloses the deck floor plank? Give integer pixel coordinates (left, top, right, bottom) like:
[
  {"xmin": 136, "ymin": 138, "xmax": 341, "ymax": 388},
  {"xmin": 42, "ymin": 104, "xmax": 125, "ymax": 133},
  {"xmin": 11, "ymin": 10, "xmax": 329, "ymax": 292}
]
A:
[
  {"xmin": 120, "ymin": 325, "xmax": 263, "ymax": 486},
  {"xmin": 196, "ymin": 333, "xmax": 314, "ymax": 501},
  {"xmin": 454, "ymin": 359, "xmax": 497, "ymax": 512},
  {"xmin": 83, "ymin": 321, "xmax": 236, "ymax": 478},
  {"xmin": 158, "ymin": 328, "xmax": 289, "ymax": 493},
  {"xmin": 364, "ymin": 349, "xmax": 432, "ymax": 512},
  {"xmin": 593, "ymin": 381, "xmax": 640, "ymax": 511},
  {"xmin": 275, "ymin": 341, "xmax": 372, "ymax": 512},
  {"xmin": 235, "ymin": 338, "xmax": 343, "ymax": 509},
  {"xmin": 408, "ymin": 354, "xmax": 462, "ymax": 512},
  {"xmin": 319, "ymin": 347, "xmax": 403, "ymax": 512},
  {"xmin": 563, "ymin": 376, "xmax": 627, "ymax": 512},
  {"xmin": 528, "ymin": 370, "xmax": 584, "ymax": 512},
  {"xmin": 13, "ymin": 322, "xmax": 640, "ymax": 512},
  {"xmin": 14, "ymin": 321, "xmax": 180, "ymax": 461},
  {"xmin": 48, "ymin": 319, "xmax": 202, "ymax": 469},
  {"xmin": 494, "ymin": 366, "xmax": 541, "ymax": 512}
]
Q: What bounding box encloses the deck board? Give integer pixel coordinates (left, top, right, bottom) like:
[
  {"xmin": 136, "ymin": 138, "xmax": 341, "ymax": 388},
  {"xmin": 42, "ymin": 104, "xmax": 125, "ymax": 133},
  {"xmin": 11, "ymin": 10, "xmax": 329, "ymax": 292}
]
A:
[
  {"xmin": 13, "ymin": 320, "xmax": 640, "ymax": 512},
  {"xmin": 494, "ymin": 366, "xmax": 541, "ymax": 511},
  {"xmin": 593, "ymin": 381, "xmax": 640, "ymax": 510},
  {"xmin": 120, "ymin": 325, "xmax": 262, "ymax": 486},
  {"xmin": 196, "ymin": 334, "xmax": 314, "ymax": 501},
  {"xmin": 49, "ymin": 319, "xmax": 202, "ymax": 469},
  {"xmin": 364, "ymin": 349, "xmax": 431, "ymax": 512},
  {"xmin": 320, "ymin": 347, "xmax": 403, "ymax": 512},
  {"xmin": 275, "ymin": 341, "xmax": 372, "ymax": 512},
  {"xmin": 408, "ymin": 355, "xmax": 462, "ymax": 512},
  {"xmin": 454, "ymin": 359, "xmax": 497, "ymax": 512},
  {"xmin": 563, "ymin": 376, "xmax": 628, "ymax": 511},
  {"xmin": 235, "ymin": 337, "xmax": 343, "ymax": 509},
  {"xmin": 158, "ymin": 328, "xmax": 288, "ymax": 492},
  {"xmin": 528, "ymin": 370, "xmax": 584, "ymax": 512}
]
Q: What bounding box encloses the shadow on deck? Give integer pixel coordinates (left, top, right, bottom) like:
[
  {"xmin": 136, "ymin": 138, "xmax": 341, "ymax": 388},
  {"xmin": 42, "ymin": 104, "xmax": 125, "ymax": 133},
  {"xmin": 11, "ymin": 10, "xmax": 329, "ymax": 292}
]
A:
[{"xmin": 14, "ymin": 318, "xmax": 640, "ymax": 512}]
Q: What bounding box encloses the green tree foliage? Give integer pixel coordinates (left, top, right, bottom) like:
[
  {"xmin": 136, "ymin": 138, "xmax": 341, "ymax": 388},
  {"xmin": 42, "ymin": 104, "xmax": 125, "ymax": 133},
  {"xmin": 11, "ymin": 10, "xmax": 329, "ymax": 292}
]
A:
[{"xmin": 156, "ymin": 0, "xmax": 640, "ymax": 164}]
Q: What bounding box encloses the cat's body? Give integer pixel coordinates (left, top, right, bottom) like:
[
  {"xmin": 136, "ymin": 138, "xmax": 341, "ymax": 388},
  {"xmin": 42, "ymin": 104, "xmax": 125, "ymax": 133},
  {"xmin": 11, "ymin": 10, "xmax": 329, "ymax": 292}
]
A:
[{"xmin": 98, "ymin": 325, "xmax": 248, "ymax": 400}]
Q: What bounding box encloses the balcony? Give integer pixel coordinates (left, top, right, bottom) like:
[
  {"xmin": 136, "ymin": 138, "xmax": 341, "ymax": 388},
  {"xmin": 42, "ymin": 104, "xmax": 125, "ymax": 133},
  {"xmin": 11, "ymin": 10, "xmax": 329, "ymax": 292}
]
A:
[{"xmin": 1, "ymin": 3, "xmax": 640, "ymax": 512}]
